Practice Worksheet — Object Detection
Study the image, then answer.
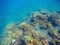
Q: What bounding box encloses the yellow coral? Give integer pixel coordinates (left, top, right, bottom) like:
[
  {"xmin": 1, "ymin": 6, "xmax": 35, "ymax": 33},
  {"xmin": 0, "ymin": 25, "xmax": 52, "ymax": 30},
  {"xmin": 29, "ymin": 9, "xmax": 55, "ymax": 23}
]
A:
[
  {"xmin": 57, "ymin": 19, "xmax": 60, "ymax": 22},
  {"xmin": 55, "ymin": 19, "xmax": 60, "ymax": 25},
  {"xmin": 23, "ymin": 24, "xmax": 29, "ymax": 30},
  {"xmin": 52, "ymin": 29, "xmax": 57, "ymax": 34},
  {"xmin": 40, "ymin": 37, "xmax": 49, "ymax": 45},
  {"xmin": 45, "ymin": 22, "xmax": 52, "ymax": 29},
  {"xmin": 32, "ymin": 30, "xmax": 40, "ymax": 35},
  {"xmin": 22, "ymin": 36, "xmax": 32, "ymax": 42},
  {"xmin": 51, "ymin": 29, "xmax": 58, "ymax": 36},
  {"xmin": 32, "ymin": 39, "xmax": 40, "ymax": 45},
  {"xmin": 26, "ymin": 38, "xmax": 41, "ymax": 45}
]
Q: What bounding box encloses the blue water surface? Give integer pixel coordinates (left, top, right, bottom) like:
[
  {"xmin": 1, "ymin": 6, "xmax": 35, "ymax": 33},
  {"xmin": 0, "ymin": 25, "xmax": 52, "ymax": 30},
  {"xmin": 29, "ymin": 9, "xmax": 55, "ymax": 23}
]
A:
[{"xmin": 0, "ymin": 0, "xmax": 60, "ymax": 34}]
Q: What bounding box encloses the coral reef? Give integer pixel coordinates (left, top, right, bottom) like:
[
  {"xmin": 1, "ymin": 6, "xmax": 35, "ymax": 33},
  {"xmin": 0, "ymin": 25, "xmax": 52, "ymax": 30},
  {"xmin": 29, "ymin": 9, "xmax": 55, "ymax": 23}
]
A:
[{"xmin": 0, "ymin": 10, "xmax": 60, "ymax": 45}]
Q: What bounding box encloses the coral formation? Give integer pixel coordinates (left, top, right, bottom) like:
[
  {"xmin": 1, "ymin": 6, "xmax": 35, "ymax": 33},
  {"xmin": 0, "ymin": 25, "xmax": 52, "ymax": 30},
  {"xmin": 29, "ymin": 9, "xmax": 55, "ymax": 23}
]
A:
[{"xmin": 0, "ymin": 10, "xmax": 60, "ymax": 45}]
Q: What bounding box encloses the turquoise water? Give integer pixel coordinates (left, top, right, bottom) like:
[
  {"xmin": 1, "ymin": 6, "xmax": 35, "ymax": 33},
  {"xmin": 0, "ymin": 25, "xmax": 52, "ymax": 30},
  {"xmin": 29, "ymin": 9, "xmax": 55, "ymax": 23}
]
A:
[{"xmin": 0, "ymin": 0, "xmax": 60, "ymax": 34}]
